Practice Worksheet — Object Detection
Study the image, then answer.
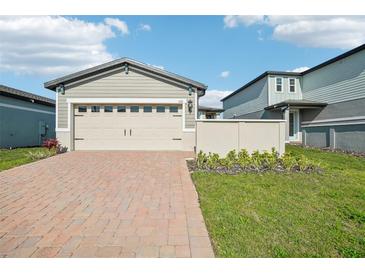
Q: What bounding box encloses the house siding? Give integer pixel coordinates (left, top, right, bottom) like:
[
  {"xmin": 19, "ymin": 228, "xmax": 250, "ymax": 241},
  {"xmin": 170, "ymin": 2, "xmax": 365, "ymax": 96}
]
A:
[
  {"xmin": 223, "ymin": 76, "xmax": 268, "ymax": 118},
  {"xmin": 268, "ymin": 76, "xmax": 302, "ymax": 105},
  {"xmin": 302, "ymin": 49, "xmax": 365, "ymax": 104},
  {"xmin": 57, "ymin": 68, "xmax": 196, "ymax": 129},
  {"xmin": 301, "ymin": 97, "xmax": 365, "ymax": 123},
  {"xmin": 303, "ymin": 124, "xmax": 365, "ymax": 152},
  {"xmin": 0, "ymin": 95, "xmax": 55, "ymax": 148}
]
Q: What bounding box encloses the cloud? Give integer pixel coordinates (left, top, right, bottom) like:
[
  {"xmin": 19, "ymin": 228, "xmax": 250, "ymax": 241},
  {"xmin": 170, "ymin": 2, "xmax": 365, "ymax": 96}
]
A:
[
  {"xmin": 139, "ymin": 24, "xmax": 151, "ymax": 31},
  {"xmin": 220, "ymin": 71, "xmax": 230, "ymax": 78},
  {"xmin": 0, "ymin": 16, "xmax": 129, "ymax": 75},
  {"xmin": 199, "ymin": 89, "xmax": 232, "ymax": 108},
  {"xmin": 104, "ymin": 18, "xmax": 129, "ymax": 35},
  {"xmin": 224, "ymin": 15, "xmax": 264, "ymax": 28},
  {"xmin": 224, "ymin": 16, "xmax": 365, "ymax": 49},
  {"xmin": 288, "ymin": 66, "xmax": 310, "ymax": 73}
]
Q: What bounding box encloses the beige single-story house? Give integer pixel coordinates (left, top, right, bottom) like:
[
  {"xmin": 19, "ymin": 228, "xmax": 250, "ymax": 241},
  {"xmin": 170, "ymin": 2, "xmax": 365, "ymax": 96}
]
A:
[{"xmin": 44, "ymin": 58, "xmax": 207, "ymax": 151}]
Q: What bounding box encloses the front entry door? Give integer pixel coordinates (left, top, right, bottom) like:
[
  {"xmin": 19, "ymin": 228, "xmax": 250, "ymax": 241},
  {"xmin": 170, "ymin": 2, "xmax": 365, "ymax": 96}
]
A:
[{"xmin": 289, "ymin": 110, "xmax": 299, "ymax": 141}]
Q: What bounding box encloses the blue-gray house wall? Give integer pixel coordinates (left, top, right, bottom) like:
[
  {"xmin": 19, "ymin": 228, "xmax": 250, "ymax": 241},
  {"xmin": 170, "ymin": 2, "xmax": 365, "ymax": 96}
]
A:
[
  {"xmin": 222, "ymin": 45, "xmax": 365, "ymax": 153},
  {"xmin": 301, "ymin": 49, "xmax": 365, "ymax": 152},
  {"xmin": 0, "ymin": 95, "xmax": 55, "ymax": 148}
]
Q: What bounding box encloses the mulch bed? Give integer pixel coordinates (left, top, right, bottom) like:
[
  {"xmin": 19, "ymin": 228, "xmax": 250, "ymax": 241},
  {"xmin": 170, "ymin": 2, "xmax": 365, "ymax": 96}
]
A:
[{"xmin": 186, "ymin": 160, "xmax": 321, "ymax": 175}]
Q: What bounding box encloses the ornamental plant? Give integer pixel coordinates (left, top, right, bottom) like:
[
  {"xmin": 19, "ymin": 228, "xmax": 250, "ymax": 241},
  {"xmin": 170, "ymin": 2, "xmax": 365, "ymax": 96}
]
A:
[{"xmin": 195, "ymin": 148, "xmax": 320, "ymax": 173}]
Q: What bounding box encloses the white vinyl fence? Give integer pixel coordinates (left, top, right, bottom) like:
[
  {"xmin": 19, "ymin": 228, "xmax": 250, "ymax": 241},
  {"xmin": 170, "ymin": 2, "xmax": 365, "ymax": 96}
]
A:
[{"xmin": 196, "ymin": 119, "xmax": 286, "ymax": 157}]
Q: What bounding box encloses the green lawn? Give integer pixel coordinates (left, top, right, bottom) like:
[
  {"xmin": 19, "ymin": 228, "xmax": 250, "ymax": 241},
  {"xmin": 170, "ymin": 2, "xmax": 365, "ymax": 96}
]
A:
[
  {"xmin": 192, "ymin": 145, "xmax": 365, "ymax": 257},
  {"xmin": 0, "ymin": 147, "xmax": 51, "ymax": 172}
]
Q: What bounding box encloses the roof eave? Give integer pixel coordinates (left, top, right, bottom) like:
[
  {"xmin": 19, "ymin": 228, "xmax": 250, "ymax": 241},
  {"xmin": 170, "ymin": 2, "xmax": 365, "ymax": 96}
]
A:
[
  {"xmin": 44, "ymin": 58, "xmax": 207, "ymax": 91},
  {"xmin": 265, "ymin": 102, "xmax": 328, "ymax": 110}
]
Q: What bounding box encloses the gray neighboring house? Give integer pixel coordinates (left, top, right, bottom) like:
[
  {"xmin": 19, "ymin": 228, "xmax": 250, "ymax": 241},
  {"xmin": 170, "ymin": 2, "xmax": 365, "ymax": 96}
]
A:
[
  {"xmin": 222, "ymin": 44, "xmax": 365, "ymax": 152},
  {"xmin": 44, "ymin": 58, "xmax": 207, "ymax": 151},
  {"xmin": 0, "ymin": 85, "xmax": 55, "ymax": 148},
  {"xmin": 198, "ymin": 105, "xmax": 223, "ymax": 119}
]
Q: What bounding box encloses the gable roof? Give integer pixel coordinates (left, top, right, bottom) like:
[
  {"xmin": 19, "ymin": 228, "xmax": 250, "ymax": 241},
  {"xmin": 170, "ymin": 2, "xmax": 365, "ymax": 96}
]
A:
[
  {"xmin": 0, "ymin": 84, "xmax": 55, "ymax": 107},
  {"xmin": 302, "ymin": 43, "xmax": 365, "ymax": 75},
  {"xmin": 221, "ymin": 71, "xmax": 301, "ymax": 101},
  {"xmin": 44, "ymin": 57, "xmax": 208, "ymax": 93},
  {"xmin": 221, "ymin": 43, "xmax": 365, "ymax": 102}
]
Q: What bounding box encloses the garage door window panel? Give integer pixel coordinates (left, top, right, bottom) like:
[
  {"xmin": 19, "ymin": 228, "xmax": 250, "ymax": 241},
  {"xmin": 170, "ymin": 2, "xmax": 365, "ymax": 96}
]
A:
[
  {"xmin": 131, "ymin": 106, "xmax": 139, "ymax": 112},
  {"xmin": 157, "ymin": 106, "xmax": 165, "ymax": 113},
  {"xmin": 117, "ymin": 106, "xmax": 126, "ymax": 112},
  {"xmin": 78, "ymin": 106, "xmax": 87, "ymax": 113},
  {"xmin": 104, "ymin": 106, "xmax": 113, "ymax": 112},
  {"xmin": 91, "ymin": 106, "xmax": 100, "ymax": 112},
  {"xmin": 169, "ymin": 106, "xmax": 178, "ymax": 113},
  {"xmin": 143, "ymin": 106, "xmax": 152, "ymax": 113}
]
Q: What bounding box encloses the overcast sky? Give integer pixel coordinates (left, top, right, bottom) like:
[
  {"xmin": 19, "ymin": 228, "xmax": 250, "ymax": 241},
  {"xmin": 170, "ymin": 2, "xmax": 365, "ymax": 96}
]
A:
[{"xmin": 1, "ymin": 15, "xmax": 365, "ymax": 107}]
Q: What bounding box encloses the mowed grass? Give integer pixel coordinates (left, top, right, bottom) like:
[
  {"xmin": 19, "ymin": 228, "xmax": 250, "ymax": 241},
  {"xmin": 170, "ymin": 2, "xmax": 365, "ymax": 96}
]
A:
[
  {"xmin": 0, "ymin": 147, "xmax": 49, "ymax": 172},
  {"xmin": 192, "ymin": 145, "xmax": 365, "ymax": 257}
]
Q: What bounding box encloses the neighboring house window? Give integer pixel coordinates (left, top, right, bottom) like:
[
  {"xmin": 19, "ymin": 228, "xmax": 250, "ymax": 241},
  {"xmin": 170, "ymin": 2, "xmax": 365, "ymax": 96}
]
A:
[
  {"xmin": 289, "ymin": 78, "xmax": 296, "ymax": 93},
  {"xmin": 276, "ymin": 77, "xmax": 283, "ymax": 92},
  {"xmin": 117, "ymin": 106, "xmax": 126, "ymax": 112},
  {"xmin": 157, "ymin": 106, "xmax": 165, "ymax": 113},
  {"xmin": 78, "ymin": 106, "xmax": 87, "ymax": 112},
  {"xmin": 130, "ymin": 106, "xmax": 139, "ymax": 112},
  {"xmin": 104, "ymin": 106, "xmax": 113, "ymax": 112},
  {"xmin": 169, "ymin": 106, "xmax": 178, "ymax": 113},
  {"xmin": 91, "ymin": 106, "xmax": 100, "ymax": 112},
  {"xmin": 143, "ymin": 106, "xmax": 152, "ymax": 112}
]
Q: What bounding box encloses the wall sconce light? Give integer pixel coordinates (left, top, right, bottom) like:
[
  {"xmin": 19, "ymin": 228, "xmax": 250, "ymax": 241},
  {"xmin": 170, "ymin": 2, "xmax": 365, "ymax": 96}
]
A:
[
  {"xmin": 125, "ymin": 64, "xmax": 129, "ymax": 74},
  {"xmin": 56, "ymin": 84, "xmax": 65, "ymax": 95},
  {"xmin": 188, "ymin": 99, "xmax": 193, "ymax": 113},
  {"xmin": 188, "ymin": 85, "xmax": 193, "ymax": 96}
]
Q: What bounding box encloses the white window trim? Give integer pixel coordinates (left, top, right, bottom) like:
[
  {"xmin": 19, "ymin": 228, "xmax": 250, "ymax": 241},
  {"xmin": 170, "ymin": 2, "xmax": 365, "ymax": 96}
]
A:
[
  {"xmin": 288, "ymin": 78, "xmax": 296, "ymax": 93},
  {"xmin": 57, "ymin": 98, "xmax": 193, "ymax": 132},
  {"xmin": 275, "ymin": 77, "xmax": 283, "ymax": 93}
]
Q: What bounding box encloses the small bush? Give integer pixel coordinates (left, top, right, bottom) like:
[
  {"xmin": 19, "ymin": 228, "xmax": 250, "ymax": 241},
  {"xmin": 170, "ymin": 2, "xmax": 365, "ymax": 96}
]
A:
[
  {"xmin": 27, "ymin": 149, "xmax": 56, "ymax": 161},
  {"xmin": 196, "ymin": 150, "xmax": 208, "ymax": 169},
  {"xmin": 281, "ymin": 152, "xmax": 298, "ymax": 171},
  {"xmin": 194, "ymin": 148, "xmax": 321, "ymax": 174},
  {"xmin": 42, "ymin": 138, "xmax": 59, "ymax": 150},
  {"xmin": 42, "ymin": 138, "xmax": 67, "ymax": 154},
  {"xmin": 207, "ymin": 153, "xmax": 220, "ymax": 169},
  {"xmin": 237, "ymin": 149, "xmax": 250, "ymax": 168}
]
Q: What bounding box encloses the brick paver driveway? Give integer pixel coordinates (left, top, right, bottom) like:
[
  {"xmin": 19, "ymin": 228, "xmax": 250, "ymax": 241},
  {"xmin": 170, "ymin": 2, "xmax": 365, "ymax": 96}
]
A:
[{"xmin": 0, "ymin": 151, "xmax": 214, "ymax": 258}]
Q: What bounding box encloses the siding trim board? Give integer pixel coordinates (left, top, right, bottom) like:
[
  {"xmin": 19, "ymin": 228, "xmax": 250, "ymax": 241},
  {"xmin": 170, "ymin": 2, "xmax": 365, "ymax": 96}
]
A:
[
  {"xmin": 302, "ymin": 116, "xmax": 365, "ymax": 127},
  {"xmin": 0, "ymin": 102, "xmax": 55, "ymax": 115}
]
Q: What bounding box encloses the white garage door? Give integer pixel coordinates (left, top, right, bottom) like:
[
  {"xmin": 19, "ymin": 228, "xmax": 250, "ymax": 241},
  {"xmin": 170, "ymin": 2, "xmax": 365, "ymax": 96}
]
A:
[{"xmin": 74, "ymin": 104, "xmax": 183, "ymax": 150}]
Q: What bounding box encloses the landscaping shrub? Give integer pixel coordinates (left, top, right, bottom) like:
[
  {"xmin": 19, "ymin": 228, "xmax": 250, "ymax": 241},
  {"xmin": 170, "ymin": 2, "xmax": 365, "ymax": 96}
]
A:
[
  {"xmin": 42, "ymin": 138, "xmax": 59, "ymax": 150},
  {"xmin": 195, "ymin": 148, "xmax": 321, "ymax": 174},
  {"xmin": 42, "ymin": 138, "xmax": 67, "ymax": 154},
  {"xmin": 27, "ymin": 149, "xmax": 56, "ymax": 161}
]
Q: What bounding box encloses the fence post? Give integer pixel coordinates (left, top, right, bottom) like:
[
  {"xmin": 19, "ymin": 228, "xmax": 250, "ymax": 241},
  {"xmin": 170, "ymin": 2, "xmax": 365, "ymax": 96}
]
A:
[{"xmin": 329, "ymin": 127, "xmax": 336, "ymax": 149}]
